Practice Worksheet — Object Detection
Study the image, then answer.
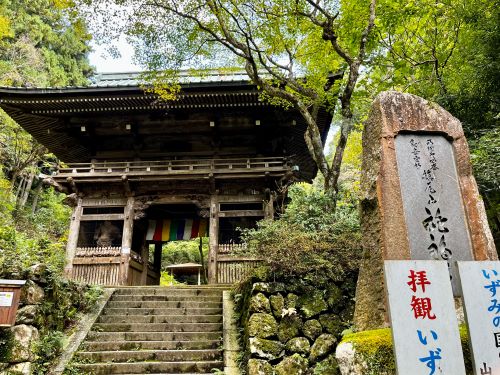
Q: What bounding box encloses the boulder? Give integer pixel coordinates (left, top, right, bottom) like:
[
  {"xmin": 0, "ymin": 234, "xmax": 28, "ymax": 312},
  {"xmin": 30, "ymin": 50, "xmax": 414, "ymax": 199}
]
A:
[
  {"xmin": 269, "ymin": 293, "xmax": 284, "ymax": 318},
  {"xmin": 10, "ymin": 325, "xmax": 39, "ymax": 362},
  {"xmin": 249, "ymin": 337, "xmax": 285, "ymax": 360},
  {"xmin": 248, "ymin": 358, "xmax": 273, "ymax": 375},
  {"xmin": 278, "ymin": 315, "xmax": 302, "ymax": 343},
  {"xmin": 275, "ymin": 353, "xmax": 309, "ymax": 375},
  {"xmin": 28, "ymin": 263, "xmax": 47, "ymax": 284},
  {"xmin": 335, "ymin": 341, "xmax": 368, "ymax": 375},
  {"xmin": 250, "ymin": 293, "xmax": 271, "ymax": 313},
  {"xmin": 299, "ymin": 290, "xmax": 328, "ymax": 318},
  {"xmin": 313, "ymin": 354, "xmax": 341, "ymax": 375},
  {"xmin": 303, "ymin": 319, "xmax": 323, "ymax": 341},
  {"xmin": 15, "ymin": 306, "xmax": 38, "ymax": 325},
  {"xmin": 20, "ymin": 282, "xmax": 44, "ymax": 305},
  {"xmin": 319, "ymin": 314, "xmax": 345, "ymax": 336},
  {"xmin": 248, "ymin": 313, "xmax": 278, "ymax": 339},
  {"xmin": 286, "ymin": 337, "xmax": 311, "ymax": 355},
  {"xmin": 310, "ymin": 334, "xmax": 337, "ymax": 363},
  {"xmin": 252, "ymin": 282, "xmax": 286, "ymax": 294}
]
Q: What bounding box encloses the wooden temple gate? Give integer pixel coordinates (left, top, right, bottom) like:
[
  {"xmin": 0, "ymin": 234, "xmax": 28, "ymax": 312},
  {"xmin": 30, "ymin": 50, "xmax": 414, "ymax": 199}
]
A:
[{"xmin": 0, "ymin": 71, "xmax": 332, "ymax": 286}]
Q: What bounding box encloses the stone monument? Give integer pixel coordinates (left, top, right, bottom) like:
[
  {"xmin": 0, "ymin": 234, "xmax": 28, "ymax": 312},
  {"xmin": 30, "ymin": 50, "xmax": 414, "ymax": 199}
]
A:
[{"xmin": 353, "ymin": 91, "xmax": 497, "ymax": 331}]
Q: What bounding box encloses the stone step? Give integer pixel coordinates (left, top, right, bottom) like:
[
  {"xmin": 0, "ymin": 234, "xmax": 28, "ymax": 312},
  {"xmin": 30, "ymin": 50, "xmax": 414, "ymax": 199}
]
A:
[
  {"xmin": 97, "ymin": 314, "xmax": 223, "ymax": 324},
  {"xmin": 113, "ymin": 287, "xmax": 226, "ymax": 296},
  {"xmin": 106, "ymin": 300, "xmax": 222, "ymax": 309},
  {"xmin": 81, "ymin": 339, "xmax": 221, "ymax": 352},
  {"xmin": 75, "ymin": 360, "xmax": 223, "ymax": 374},
  {"xmin": 91, "ymin": 322, "xmax": 223, "ymax": 332},
  {"xmin": 101, "ymin": 307, "xmax": 222, "ymax": 316},
  {"xmin": 110, "ymin": 294, "xmax": 223, "ymax": 302},
  {"xmin": 86, "ymin": 331, "xmax": 222, "ymax": 342},
  {"xmin": 76, "ymin": 349, "xmax": 222, "ymax": 363}
]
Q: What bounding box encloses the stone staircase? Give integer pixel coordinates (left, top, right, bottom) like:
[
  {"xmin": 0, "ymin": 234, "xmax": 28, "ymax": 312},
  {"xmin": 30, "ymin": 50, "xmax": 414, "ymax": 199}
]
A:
[{"xmin": 72, "ymin": 287, "xmax": 225, "ymax": 374}]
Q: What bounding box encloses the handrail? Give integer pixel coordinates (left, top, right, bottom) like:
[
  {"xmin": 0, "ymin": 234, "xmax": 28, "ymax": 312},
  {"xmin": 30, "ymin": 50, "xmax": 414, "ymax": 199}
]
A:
[{"xmin": 56, "ymin": 156, "xmax": 288, "ymax": 176}]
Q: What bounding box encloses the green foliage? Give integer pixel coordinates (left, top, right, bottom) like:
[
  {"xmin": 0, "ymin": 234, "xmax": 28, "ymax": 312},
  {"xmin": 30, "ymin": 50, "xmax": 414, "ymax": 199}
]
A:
[
  {"xmin": 0, "ymin": 329, "xmax": 13, "ymax": 363},
  {"xmin": 32, "ymin": 331, "xmax": 65, "ymax": 374},
  {"xmin": 241, "ymin": 183, "xmax": 361, "ymax": 285},
  {"xmin": 159, "ymin": 271, "xmax": 181, "ymax": 286},
  {"xmin": 0, "ymin": 0, "xmax": 92, "ymax": 87},
  {"xmin": 161, "ymin": 238, "xmax": 208, "ymax": 267}
]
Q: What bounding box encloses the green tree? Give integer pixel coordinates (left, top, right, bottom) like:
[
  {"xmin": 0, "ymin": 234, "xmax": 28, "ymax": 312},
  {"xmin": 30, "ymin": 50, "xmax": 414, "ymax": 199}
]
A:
[
  {"xmin": 0, "ymin": 0, "xmax": 93, "ymax": 202},
  {"xmin": 84, "ymin": 0, "xmax": 378, "ymax": 199}
]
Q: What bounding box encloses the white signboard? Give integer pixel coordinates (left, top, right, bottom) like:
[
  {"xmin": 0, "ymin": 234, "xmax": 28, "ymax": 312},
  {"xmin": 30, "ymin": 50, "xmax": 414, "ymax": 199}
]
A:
[
  {"xmin": 458, "ymin": 261, "xmax": 500, "ymax": 375},
  {"xmin": 385, "ymin": 260, "xmax": 466, "ymax": 375},
  {"xmin": 0, "ymin": 292, "xmax": 14, "ymax": 307},
  {"xmin": 395, "ymin": 134, "xmax": 474, "ymax": 295}
]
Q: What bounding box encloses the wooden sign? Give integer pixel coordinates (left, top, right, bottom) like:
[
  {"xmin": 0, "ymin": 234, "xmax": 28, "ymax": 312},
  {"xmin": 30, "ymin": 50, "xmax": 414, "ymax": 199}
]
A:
[
  {"xmin": 385, "ymin": 260, "xmax": 466, "ymax": 375},
  {"xmin": 0, "ymin": 280, "xmax": 25, "ymax": 327},
  {"xmin": 458, "ymin": 261, "xmax": 500, "ymax": 375},
  {"xmin": 395, "ymin": 134, "xmax": 473, "ymax": 294}
]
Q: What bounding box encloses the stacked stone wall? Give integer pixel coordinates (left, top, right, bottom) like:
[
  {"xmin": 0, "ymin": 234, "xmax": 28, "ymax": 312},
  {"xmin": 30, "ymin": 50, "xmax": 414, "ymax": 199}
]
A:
[{"xmin": 237, "ymin": 281, "xmax": 355, "ymax": 375}]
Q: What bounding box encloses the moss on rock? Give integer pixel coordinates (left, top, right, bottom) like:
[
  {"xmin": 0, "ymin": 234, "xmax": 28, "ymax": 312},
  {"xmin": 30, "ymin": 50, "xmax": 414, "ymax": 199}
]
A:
[
  {"xmin": 319, "ymin": 314, "xmax": 345, "ymax": 336},
  {"xmin": 269, "ymin": 293, "xmax": 284, "ymax": 318},
  {"xmin": 303, "ymin": 319, "xmax": 322, "ymax": 341},
  {"xmin": 250, "ymin": 293, "xmax": 271, "ymax": 313},
  {"xmin": 248, "ymin": 313, "xmax": 278, "ymax": 339},
  {"xmin": 249, "ymin": 337, "xmax": 285, "ymax": 360},
  {"xmin": 299, "ymin": 291, "xmax": 328, "ymax": 318},
  {"xmin": 278, "ymin": 315, "xmax": 302, "ymax": 343},
  {"xmin": 248, "ymin": 358, "xmax": 273, "ymax": 375},
  {"xmin": 313, "ymin": 354, "xmax": 340, "ymax": 375},
  {"xmin": 286, "ymin": 337, "xmax": 310, "ymax": 355},
  {"xmin": 310, "ymin": 333, "xmax": 337, "ymax": 363},
  {"xmin": 275, "ymin": 353, "xmax": 309, "ymax": 375}
]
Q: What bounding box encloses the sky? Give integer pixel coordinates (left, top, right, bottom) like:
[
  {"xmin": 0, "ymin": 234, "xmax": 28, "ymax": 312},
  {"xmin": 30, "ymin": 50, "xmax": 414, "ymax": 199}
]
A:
[{"xmin": 89, "ymin": 35, "xmax": 142, "ymax": 73}]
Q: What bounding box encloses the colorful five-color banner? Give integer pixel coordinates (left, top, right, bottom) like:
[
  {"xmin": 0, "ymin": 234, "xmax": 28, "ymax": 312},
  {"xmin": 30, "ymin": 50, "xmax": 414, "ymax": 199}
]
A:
[{"xmin": 146, "ymin": 219, "xmax": 208, "ymax": 241}]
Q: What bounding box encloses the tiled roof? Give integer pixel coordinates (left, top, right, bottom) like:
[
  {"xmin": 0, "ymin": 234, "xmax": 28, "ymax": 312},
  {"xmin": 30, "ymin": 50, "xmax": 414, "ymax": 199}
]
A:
[
  {"xmin": 0, "ymin": 70, "xmax": 253, "ymax": 91},
  {"xmin": 90, "ymin": 70, "xmax": 252, "ymax": 88}
]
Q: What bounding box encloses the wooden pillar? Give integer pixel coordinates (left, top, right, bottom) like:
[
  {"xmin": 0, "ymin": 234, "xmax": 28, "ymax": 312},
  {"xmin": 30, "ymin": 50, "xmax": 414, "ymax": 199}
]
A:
[
  {"xmin": 119, "ymin": 197, "xmax": 134, "ymax": 285},
  {"xmin": 64, "ymin": 197, "xmax": 83, "ymax": 278},
  {"xmin": 140, "ymin": 241, "xmax": 149, "ymax": 285},
  {"xmin": 154, "ymin": 243, "xmax": 162, "ymax": 284},
  {"xmin": 208, "ymin": 195, "xmax": 219, "ymax": 284}
]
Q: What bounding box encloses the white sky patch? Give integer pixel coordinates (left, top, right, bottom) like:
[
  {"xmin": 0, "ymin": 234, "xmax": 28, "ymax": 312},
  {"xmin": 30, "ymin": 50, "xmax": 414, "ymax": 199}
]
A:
[{"xmin": 89, "ymin": 35, "xmax": 143, "ymax": 73}]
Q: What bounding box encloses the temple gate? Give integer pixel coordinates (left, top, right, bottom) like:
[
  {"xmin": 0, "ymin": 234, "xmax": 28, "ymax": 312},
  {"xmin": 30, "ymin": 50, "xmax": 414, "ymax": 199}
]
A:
[{"xmin": 0, "ymin": 71, "xmax": 331, "ymax": 285}]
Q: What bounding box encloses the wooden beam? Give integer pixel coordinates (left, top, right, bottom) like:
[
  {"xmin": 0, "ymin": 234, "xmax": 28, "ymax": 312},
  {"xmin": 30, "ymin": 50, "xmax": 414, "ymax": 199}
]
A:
[
  {"xmin": 217, "ymin": 195, "xmax": 264, "ymax": 203},
  {"xmin": 80, "ymin": 214, "xmax": 125, "ymax": 221},
  {"xmin": 64, "ymin": 198, "xmax": 83, "ymax": 278},
  {"xmin": 72, "ymin": 257, "xmax": 121, "ymax": 264},
  {"xmin": 218, "ymin": 210, "xmax": 265, "ymax": 218},
  {"xmin": 208, "ymin": 195, "xmax": 219, "ymax": 284},
  {"xmin": 82, "ymin": 197, "xmax": 127, "ymax": 206}
]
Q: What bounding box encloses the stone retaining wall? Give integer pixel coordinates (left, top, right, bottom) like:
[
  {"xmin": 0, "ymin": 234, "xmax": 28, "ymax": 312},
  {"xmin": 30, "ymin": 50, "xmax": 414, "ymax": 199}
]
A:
[
  {"xmin": 237, "ymin": 281, "xmax": 355, "ymax": 375},
  {"xmin": 0, "ymin": 264, "xmax": 99, "ymax": 375}
]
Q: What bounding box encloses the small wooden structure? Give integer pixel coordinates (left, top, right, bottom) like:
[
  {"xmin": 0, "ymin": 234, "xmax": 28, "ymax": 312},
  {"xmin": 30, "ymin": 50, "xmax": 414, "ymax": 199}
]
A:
[
  {"xmin": 0, "ymin": 71, "xmax": 331, "ymax": 285},
  {"xmin": 0, "ymin": 280, "xmax": 26, "ymax": 327},
  {"xmin": 165, "ymin": 263, "xmax": 203, "ymax": 285}
]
